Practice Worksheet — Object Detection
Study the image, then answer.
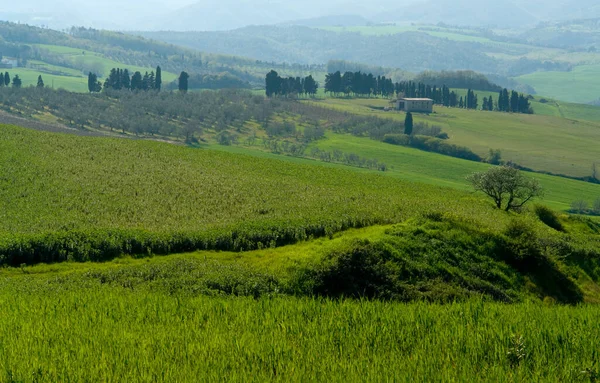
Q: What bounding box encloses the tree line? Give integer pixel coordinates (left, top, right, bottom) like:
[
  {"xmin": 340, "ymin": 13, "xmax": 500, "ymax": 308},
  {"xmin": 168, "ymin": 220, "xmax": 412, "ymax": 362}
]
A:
[
  {"xmin": 321, "ymin": 71, "xmax": 532, "ymax": 114},
  {"xmin": 91, "ymin": 66, "xmax": 163, "ymax": 92},
  {"xmin": 0, "ymin": 71, "xmax": 21, "ymax": 88},
  {"xmin": 265, "ymin": 70, "xmax": 318, "ymax": 98}
]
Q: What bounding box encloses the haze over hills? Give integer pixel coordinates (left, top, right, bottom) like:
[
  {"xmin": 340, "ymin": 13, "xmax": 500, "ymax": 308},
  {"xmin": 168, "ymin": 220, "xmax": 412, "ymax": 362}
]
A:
[{"xmin": 4, "ymin": 0, "xmax": 600, "ymax": 31}]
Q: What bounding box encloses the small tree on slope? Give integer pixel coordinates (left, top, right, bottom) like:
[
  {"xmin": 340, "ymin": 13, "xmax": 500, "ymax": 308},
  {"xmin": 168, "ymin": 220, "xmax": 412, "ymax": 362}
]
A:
[{"xmin": 467, "ymin": 166, "xmax": 543, "ymax": 212}]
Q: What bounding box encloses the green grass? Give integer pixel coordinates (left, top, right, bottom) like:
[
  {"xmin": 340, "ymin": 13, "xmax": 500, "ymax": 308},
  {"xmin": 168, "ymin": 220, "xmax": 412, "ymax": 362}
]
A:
[
  {"xmin": 34, "ymin": 44, "xmax": 178, "ymax": 83},
  {"xmin": 309, "ymin": 98, "xmax": 600, "ymax": 178},
  {"xmin": 311, "ymin": 133, "xmax": 600, "ymax": 212},
  {"xmin": 0, "ymin": 278, "xmax": 599, "ymax": 382},
  {"xmin": 0, "ymin": 123, "xmax": 509, "ymax": 264},
  {"xmin": 517, "ymin": 65, "xmax": 600, "ymax": 104},
  {"xmin": 8, "ymin": 68, "xmax": 89, "ymax": 92}
]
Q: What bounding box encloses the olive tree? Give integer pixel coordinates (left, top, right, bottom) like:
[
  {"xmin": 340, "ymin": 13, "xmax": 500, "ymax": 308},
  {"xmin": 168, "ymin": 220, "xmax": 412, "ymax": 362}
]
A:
[{"xmin": 467, "ymin": 166, "xmax": 543, "ymax": 212}]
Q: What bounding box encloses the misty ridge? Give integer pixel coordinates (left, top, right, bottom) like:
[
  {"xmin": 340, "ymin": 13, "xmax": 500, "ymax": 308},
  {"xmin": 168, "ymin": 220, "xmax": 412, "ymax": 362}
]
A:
[{"xmin": 3, "ymin": 0, "xmax": 600, "ymax": 31}]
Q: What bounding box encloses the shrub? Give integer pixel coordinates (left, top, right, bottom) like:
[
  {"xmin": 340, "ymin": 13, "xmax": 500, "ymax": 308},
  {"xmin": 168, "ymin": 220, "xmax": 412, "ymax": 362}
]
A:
[{"xmin": 534, "ymin": 205, "xmax": 564, "ymax": 232}]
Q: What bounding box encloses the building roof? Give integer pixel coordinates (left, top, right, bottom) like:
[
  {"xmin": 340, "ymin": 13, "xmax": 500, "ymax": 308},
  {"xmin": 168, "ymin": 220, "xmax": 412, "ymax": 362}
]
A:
[{"xmin": 398, "ymin": 98, "xmax": 433, "ymax": 101}]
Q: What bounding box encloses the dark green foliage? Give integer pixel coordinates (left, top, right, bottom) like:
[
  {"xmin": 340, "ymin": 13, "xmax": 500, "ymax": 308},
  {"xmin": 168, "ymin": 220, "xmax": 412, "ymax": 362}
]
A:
[
  {"xmin": 293, "ymin": 215, "xmax": 586, "ymax": 303},
  {"xmin": 404, "ymin": 112, "xmax": 413, "ymax": 135},
  {"xmin": 178, "ymin": 71, "xmax": 189, "ymax": 93},
  {"xmin": 11, "ymin": 75, "xmax": 21, "ymax": 88},
  {"xmin": 414, "ymin": 70, "xmax": 502, "ymax": 92},
  {"xmin": 155, "ymin": 66, "xmax": 162, "ymax": 91},
  {"xmin": 4, "ymin": 72, "xmax": 9, "ymax": 87},
  {"xmin": 87, "ymin": 72, "xmax": 101, "ymax": 92},
  {"xmin": 534, "ymin": 205, "xmax": 565, "ymax": 232},
  {"xmin": 265, "ymin": 70, "xmax": 319, "ymax": 98},
  {"xmin": 36, "ymin": 75, "xmax": 44, "ymax": 88}
]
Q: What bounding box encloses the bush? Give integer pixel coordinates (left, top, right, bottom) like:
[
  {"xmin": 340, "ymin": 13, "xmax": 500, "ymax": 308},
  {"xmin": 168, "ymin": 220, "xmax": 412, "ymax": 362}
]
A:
[{"xmin": 534, "ymin": 205, "xmax": 564, "ymax": 232}]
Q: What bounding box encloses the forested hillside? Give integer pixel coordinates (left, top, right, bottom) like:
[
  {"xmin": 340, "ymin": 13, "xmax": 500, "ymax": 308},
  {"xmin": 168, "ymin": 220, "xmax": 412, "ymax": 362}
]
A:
[{"xmin": 0, "ymin": 22, "xmax": 323, "ymax": 89}]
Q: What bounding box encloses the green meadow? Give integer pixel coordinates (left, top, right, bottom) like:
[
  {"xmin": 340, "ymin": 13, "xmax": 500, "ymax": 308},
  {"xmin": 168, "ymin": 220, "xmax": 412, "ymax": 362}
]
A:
[
  {"xmin": 309, "ymin": 98, "xmax": 600, "ymax": 178},
  {"xmin": 517, "ymin": 65, "xmax": 600, "ymax": 104}
]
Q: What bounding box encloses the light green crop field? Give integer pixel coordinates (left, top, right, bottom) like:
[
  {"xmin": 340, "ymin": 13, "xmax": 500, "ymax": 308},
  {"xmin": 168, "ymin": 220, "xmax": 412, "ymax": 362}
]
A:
[
  {"xmin": 449, "ymin": 88, "xmax": 600, "ymax": 122},
  {"xmin": 0, "ymin": 279, "xmax": 598, "ymax": 382},
  {"xmin": 309, "ymin": 133, "xmax": 600, "ymax": 211},
  {"xmin": 309, "ymin": 98, "xmax": 600, "ymax": 178},
  {"xmin": 321, "ymin": 25, "xmax": 496, "ymax": 43},
  {"xmin": 517, "ymin": 65, "xmax": 600, "ymax": 104},
  {"xmin": 6, "ymin": 68, "xmax": 88, "ymax": 92},
  {"xmin": 34, "ymin": 44, "xmax": 178, "ymax": 83},
  {"xmin": 0, "ymin": 123, "xmax": 512, "ymax": 264}
]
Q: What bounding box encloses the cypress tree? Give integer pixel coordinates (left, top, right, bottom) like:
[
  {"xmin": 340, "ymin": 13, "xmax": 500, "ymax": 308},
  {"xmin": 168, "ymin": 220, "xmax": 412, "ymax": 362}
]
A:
[
  {"xmin": 37, "ymin": 75, "xmax": 44, "ymax": 88},
  {"xmin": 155, "ymin": 66, "xmax": 162, "ymax": 91},
  {"xmin": 5, "ymin": 72, "xmax": 10, "ymax": 87},
  {"xmin": 88, "ymin": 72, "xmax": 96, "ymax": 92},
  {"xmin": 404, "ymin": 112, "xmax": 413, "ymax": 135},
  {"xmin": 122, "ymin": 69, "xmax": 131, "ymax": 90},
  {"xmin": 178, "ymin": 71, "xmax": 189, "ymax": 93},
  {"xmin": 131, "ymin": 71, "xmax": 143, "ymax": 91}
]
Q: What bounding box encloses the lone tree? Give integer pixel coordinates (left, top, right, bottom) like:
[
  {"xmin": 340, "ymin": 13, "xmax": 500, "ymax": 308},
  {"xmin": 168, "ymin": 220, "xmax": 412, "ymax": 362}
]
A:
[
  {"xmin": 37, "ymin": 75, "xmax": 44, "ymax": 88},
  {"xmin": 178, "ymin": 71, "xmax": 189, "ymax": 93},
  {"xmin": 404, "ymin": 112, "xmax": 413, "ymax": 135},
  {"xmin": 155, "ymin": 66, "xmax": 162, "ymax": 91},
  {"xmin": 467, "ymin": 165, "xmax": 543, "ymax": 212}
]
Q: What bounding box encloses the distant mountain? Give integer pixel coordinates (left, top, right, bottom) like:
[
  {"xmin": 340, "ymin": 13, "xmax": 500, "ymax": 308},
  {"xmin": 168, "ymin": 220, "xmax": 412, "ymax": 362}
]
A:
[
  {"xmin": 373, "ymin": 0, "xmax": 538, "ymax": 28},
  {"xmin": 370, "ymin": 0, "xmax": 600, "ymax": 28},
  {"xmin": 280, "ymin": 15, "xmax": 370, "ymax": 27},
  {"xmin": 152, "ymin": 0, "xmax": 406, "ymax": 31},
  {"xmin": 5, "ymin": 0, "xmax": 600, "ymax": 31}
]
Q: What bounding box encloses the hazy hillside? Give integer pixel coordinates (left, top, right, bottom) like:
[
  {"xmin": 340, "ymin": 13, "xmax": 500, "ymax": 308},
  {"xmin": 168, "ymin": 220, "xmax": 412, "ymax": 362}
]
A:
[
  {"xmin": 374, "ymin": 0, "xmax": 537, "ymax": 27},
  {"xmin": 139, "ymin": 26, "xmax": 498, "ymax": 72},
  {"xmin": 6, "ymin": 0, "xmax": 600, "ymax": 31}
]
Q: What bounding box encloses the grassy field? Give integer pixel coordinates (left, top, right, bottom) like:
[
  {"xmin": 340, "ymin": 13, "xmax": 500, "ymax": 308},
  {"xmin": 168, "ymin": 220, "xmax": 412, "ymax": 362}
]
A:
[
  {"xmin": 1, "ymin": 278, "xmax": 599, "ymax": 382},
  {"xmin": 1, "ymin": 118, "xmax": 600, "ymax": 380},
  {"xmin": 0, "ymin": 123, "xmax": 504, "ymax": 264},
  {"xmin": 309, "ymin": 98, "xmax": 600, "ymax": 178},
  {"xmin": 34, "ymin": 44, "xmax": 178, "ymax": 83},
  {"xmin": 0, "ymin": 231, "xmax": 599, "ymax": 381},
  {"xmin": 3, "ymin": 44, "xmax": 179, "ymax": 92},
  {"xmin": 309, "ymin": 133, "xmax": 600, "ymax": 211},
  {"xmin": 7, "ymin": 68, "xmax": 89, "ymax": 92},
  {"xmin": 517, "ymin": 65, "xmax": 600, "ymax": 104}
]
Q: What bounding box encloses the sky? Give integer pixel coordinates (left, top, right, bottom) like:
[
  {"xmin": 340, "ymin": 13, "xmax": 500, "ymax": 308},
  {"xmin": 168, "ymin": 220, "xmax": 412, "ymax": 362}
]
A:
[{"xmin": 0, "ymin": 0, "xmax": 595, "ymax": 31}]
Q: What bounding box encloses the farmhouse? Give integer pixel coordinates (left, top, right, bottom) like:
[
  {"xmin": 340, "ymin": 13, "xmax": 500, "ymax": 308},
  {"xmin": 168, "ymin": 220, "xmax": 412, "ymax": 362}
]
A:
[
  {"xmin": 0, "ymin": 57, "xmax": 17, "ymax": 69},
  {"xmin": 396, "ymin": 98, "xmax": 433, "ymax": 113}
]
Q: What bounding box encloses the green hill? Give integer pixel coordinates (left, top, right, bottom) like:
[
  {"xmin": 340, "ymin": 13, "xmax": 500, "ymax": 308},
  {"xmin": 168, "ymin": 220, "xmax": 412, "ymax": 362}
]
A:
[
  {"xmin": 0, "ymin": 21, "xmax": 322, "ymax": 92},
  {"xmin": 2, "ymin": 115, "xmax": 600, "ymax": 381},
  {"xmin": 314, "ymin": 97, "xmax": 600, "ymax": 179}
]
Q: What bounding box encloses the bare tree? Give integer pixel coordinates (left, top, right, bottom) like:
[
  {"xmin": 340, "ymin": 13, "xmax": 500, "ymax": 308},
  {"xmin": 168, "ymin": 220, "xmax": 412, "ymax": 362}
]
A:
[
  {"xmin": 593, "ymin": 162, "xmax": 599, "ymax": 181},
  {"xmin": 467, "ymin": 166, "xmax": 543, "ymax": 212},
  {"xmin": 592, "ymin": 198, "xmax": 600, "ymax": 214},
  {"xmin": 571, "ymin": 200, "xmax": 589, "ymax": 214}
]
